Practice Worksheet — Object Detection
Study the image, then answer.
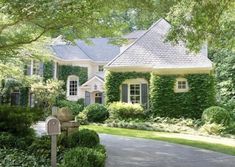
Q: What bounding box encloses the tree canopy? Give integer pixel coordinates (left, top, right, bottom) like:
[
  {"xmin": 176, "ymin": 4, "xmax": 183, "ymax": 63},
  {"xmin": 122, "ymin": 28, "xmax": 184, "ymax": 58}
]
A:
[{"xmin": 167, "ymin": 0, "xmax": 234, "ymax": 51}]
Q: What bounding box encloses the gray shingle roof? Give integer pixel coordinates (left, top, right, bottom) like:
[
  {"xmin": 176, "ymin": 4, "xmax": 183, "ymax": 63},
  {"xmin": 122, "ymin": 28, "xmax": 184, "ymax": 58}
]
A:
[
  {"xmin": 51, "ymin": 45, "xmax": 90, "ymax": 61},
  {"xmin": 76, "ymin": 38, "xmax": 120, "ymax": 62},
  {"xmin": 123, "ymin": 30, "xmax": 147, "ymax": 39},
  {"xmin": 107, "ymin": 18, "xmax": 212, "ymax": 69}
]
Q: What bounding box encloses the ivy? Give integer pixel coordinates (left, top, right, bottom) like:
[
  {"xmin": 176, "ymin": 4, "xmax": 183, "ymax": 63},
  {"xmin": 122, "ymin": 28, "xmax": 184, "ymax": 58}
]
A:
[
  {"xmin": 57, "ymin": 65, "xmax": 88, "ymax": 89},
  {"xmin": 105, "ymin": 71, "xmax": 215, "ymax": 118},
  {"xmin": 43, "ymin": 61, "xmax": 54, "ymax": 81},
  {"xmin": 150, "ymin": 74, "xmax": 216, "ymax": 118},
  {"xmin": 105, "ymin": 71, "xmax": 151, "ymax": 104}
]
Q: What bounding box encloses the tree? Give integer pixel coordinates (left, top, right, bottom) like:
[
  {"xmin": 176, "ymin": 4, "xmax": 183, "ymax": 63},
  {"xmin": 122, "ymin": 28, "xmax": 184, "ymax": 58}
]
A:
[
  {"xmin": 209, "ymin": 49, "xmax": 235, "ymax": 101},
  {"xmin": 31, "ymin": 79, "xmax": 64, "ymax": 110},
  {"xmin": 166, "ymin": 0, "xmax": 234, "ymax": 51}
]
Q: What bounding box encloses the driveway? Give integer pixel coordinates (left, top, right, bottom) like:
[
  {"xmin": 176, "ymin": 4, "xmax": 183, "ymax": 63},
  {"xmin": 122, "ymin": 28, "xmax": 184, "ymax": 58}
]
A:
[{"xmin": 100, "ymin": 134, "xmax": 235, "ymax": 167}]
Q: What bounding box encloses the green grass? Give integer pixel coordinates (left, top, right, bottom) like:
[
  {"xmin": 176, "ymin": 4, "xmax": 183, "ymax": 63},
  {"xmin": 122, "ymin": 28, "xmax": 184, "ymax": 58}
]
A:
[{"xmin": 81, "ymin": 125, "xmax": 235, "ymax": 156}]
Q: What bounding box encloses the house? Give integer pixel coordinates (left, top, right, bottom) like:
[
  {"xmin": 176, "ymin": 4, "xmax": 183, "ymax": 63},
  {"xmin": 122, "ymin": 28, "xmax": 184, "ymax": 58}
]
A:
[
  {"xmin": 104, "ymin": 18, "xmax": 215, "ymax": 118},
  {"xmin": 49, "ymin": 31, "xmax": 146, "ymax": 105},
  {"xmin": 4, "ymin": 18, "xmax": 215, "ymax": 118}
]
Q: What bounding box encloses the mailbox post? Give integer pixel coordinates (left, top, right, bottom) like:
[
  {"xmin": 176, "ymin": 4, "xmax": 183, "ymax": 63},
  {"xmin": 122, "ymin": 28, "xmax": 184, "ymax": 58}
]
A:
[{"xmin": 46, "ymin": 116, "xmax": 61, "ymax": 167}]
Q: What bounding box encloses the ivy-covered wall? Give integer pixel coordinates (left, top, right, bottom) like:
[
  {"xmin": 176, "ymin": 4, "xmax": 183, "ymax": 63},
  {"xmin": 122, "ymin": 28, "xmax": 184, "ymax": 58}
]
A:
[
  {"xmin": 43, "ymin": 61, "xmax": 54, "ymax": 81},
  {"xmin": 57, "ymin": 65, "xmax": 88, "ymax": 88},
  {"xmin": 105, "ymin": 71, "xmax": 215, "ymax": 118},
  {"xmin": 105, "ymin": 71, "xmax": 151, "ymax": 104},
  {"xmin": 150, "ymin": 74, "xmax": 215, "ymax": 118}
]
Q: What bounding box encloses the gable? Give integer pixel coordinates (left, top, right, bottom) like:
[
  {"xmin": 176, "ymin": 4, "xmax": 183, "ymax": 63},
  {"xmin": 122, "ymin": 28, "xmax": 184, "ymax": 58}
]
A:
[{"xmin": 106, "ymin": 18, "xmax": 212, "ymax": 70}]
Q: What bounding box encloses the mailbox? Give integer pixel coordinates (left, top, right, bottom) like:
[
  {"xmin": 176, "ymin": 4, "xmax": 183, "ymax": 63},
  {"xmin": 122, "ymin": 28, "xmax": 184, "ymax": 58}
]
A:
[{"xmin": 46, "ymin": 116, "xmax": 61, "ymax": 135}]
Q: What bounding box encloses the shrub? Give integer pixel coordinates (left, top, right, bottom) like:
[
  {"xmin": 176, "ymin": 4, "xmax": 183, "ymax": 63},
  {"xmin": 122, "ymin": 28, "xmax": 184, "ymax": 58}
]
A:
[
  {"xmin": 61, "ymin": 147, "xmax": 105, "ymax": 167},
  {"xmin": 0, "ymin": 131, "xmax": 35, "ymax": 149},
  {"xmin": 84, "ymin": 104, "xmax": 109, "ymax": 123},
  {"xmin": 57, "ymin": 100, "xmax": 84, "ymax": 116},
  {"xmin": 75, "ymin": 112, "xmax": 88, "ymax": 125},
  {"xmin": 108, "ymin": 102, "xmax": 144, "ymax": 120},
  {"xmin": 199, "ymin": 123, "xmax": 225, "ymax": 135},
  {"xmin": 28, "ymin": 136, "xmax": 51, "ymax": 159},
  {"xmin": 0, "ymin": 148, "xmax": 43, "ymax": 167},
  {"xmin": 68, "ymin": 129, "xmax": 100, "ymax": 148},
  {"xmin": 202, "ymin": 106, "xmax": 231, "ymax": 125},
  {"xmin": 0, "ymin": 105, "xmax": 42, "ymax": 136}
]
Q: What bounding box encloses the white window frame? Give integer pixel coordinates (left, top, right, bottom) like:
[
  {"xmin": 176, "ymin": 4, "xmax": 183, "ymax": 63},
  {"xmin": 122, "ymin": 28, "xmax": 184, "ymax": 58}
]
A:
[
  {"xmin": 95, "ymin": 92, "xmax": 102, "ymax": 104},
  {"xmin": 33, "ymin": 61, "xmax": 40, "ymax": 75},
  {"xmin": 67, "ymin": 75, "xmax": 79, "ymax": 97},
  {"xmin": 174, "ymin": 78, "xmax": 189, "ymax": 93},
  {"xmin": 129, "ymin": 84, "xmax": 141, "ymax": 104}
]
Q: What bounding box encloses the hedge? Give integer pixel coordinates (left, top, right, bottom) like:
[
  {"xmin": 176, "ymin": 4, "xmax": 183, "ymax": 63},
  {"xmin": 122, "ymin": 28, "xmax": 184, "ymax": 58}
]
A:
[{"xmin": 150, "ymin": 74, "xmax": 215, "ymax": 118}]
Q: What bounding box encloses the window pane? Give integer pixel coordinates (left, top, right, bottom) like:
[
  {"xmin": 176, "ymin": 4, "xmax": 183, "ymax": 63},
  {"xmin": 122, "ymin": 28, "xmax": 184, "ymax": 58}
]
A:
[
  {"xmin": 129, "ymin": 84, "xmax": 140, "ymax": 104},
  {"xmin": 69, "ymin": 80, "xmax": 78, "ymax": 95}
]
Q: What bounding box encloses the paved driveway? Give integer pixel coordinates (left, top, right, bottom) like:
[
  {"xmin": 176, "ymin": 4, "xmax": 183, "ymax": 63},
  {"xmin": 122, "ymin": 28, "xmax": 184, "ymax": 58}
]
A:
[{"xmin": 100, "ymin": 134, "xmax": 235, "ymax": 167}]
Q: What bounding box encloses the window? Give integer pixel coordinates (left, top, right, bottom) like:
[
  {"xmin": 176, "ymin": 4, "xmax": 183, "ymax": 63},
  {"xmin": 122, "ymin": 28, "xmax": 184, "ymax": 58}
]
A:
[
  {"xmin": 98, "ymin": 65, "xmax": 104, "ymax": 72},
  {"xmin": 129, "ymin": 84, "xmax": 141, "ymax": 104},
  {"xmin": 95, "ymin": 92, "xmax": 102, "ymax": 104},
  {"xmin": 175, "ymin": 78, "xmax": 189, "ymax": 93},
  {"xmin": 69, "ymin": 80, "xmax": 78, "ymax": 95},
  {"xmin": 33, "ymin": 61, "xmax": 40, "ymax": 75}
]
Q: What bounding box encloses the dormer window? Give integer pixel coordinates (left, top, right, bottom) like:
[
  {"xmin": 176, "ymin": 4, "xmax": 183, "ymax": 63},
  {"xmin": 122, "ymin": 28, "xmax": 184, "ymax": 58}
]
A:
[
  {"xmin": 174, "ymin": 78, "xmax": 189, "ymax": 93},
  {"xmin": 98, "ymin": 65, "xmax": 104, "ymax": 72}
]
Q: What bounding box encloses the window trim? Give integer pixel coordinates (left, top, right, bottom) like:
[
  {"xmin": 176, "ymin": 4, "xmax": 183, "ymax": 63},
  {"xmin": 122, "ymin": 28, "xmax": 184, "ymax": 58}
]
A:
[
  {"xmin": 128, "ymin": 83, "xmax": 142, "ymax": 104},
  {"xmin": 174, "ymin": 78, "xmax": 189, "ymax": 93},
  {"xmin": 67, "ymin": 75, "xmax": 79, "ymax": 97}
]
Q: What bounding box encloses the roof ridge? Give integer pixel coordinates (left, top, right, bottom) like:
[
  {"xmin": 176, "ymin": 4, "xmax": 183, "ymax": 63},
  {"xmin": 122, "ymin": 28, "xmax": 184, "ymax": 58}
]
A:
[
  {"xmin": 106, "ymin": 18, "xmax": 165, "ymax": 67},
  {"xmin": 75, "ymin": 43, "xmax": 94, "ymax": 60}
]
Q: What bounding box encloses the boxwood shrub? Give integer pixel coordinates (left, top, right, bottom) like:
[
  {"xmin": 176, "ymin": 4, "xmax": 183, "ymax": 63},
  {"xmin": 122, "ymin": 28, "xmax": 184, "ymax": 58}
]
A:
[
  {"xmin": 84, "ymin": 104, "xmax": 109, "ymax": 123},
  {"xmin": 108, "ymin": 102, "xmax": 144, "ymax": 120},
  {"xmin": 61, "ymin": 147, "xmax": 105, "ymax": 167},
  {"xmin": 68, "ymin": 129, "xmax": 100, "ymax": 148},
  {"xmin": 202, "ymin": 106, "xmax": 231, "ymax": 125},
  {"xmin": 0, "ymin": 105, "xmax": 43, "ymax": 136}
]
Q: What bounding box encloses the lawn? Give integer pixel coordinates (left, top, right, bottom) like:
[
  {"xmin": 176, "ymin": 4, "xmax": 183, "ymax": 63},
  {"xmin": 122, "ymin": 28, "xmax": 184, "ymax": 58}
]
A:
[{"xmin": 81, "ymin": 125, "xmax": 235, "ymax": 156}]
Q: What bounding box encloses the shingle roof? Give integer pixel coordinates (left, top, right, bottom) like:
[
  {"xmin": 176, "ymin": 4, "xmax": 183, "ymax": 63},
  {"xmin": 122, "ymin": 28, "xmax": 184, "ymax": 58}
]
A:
[
  {"xmin": 76, "ymin": 38, "xmax": 120, "ymax": 62},
  {"xmin": 107, "ymin": 18, "xmax": 212, "ymax": 69},
  {"xmin": 51, "ymin": 45, "xmax": 90, "ymax": 61},
  {"xmin": 123, "ymin": 30, "xmax": 147, "ymax": 39}
]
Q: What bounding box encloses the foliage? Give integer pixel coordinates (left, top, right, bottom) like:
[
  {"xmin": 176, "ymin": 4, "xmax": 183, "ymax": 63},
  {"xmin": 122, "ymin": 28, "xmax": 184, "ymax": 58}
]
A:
[
  {"xmin": 75, "ymin": 111, "xmax": 89, "ymax": 125},
  {"xmin": 108, "ymin": 102, "xmax": 145, "ymax": 120},
  {"xmin": 0, "ymin": 148, "xmax": 42, "ymax": 167},
  {"xmin": 60, "ymin": 147, "xmax": 106, "ymax": 167},
  {"xmin": 199, "ymin": 123, "xmax": 225, "ymax": 135},
  {"xmin": 57, "ymin": 99, "xmax": 84, "ymax": 116},
  {"xmin": 57, "ymin": 65, "xmax": 88, "ymax": 88},
  {"xmin": 209, "ymin": 49, "xmax": 235, "ymax": 101},
  {"xmin": 167, "ymin": 0, "xmax": 234, "ymax": 51},
  {"xmin": 43, "ymin": 61, "xmax": 54, "ymax": 81},
  {"xmin": 0, "ymin": 78, "xmax": 29, "ymax": 105},
  {"xmin": 202, "ymin": 106, "xmax": 231, "ymax": 125},
  {"xmin": 105, "ymin": 71, "xmax": 150, "ymax": 104},
  {"xmin": 27, "ymin": 136, "xmax": 51, "ymax": 159},
  {"xmin": 84, "ymin": 104, "xmax": 109, "ymax": 123},
  {"xmin": 104, "ymin": 117, "xmax": 200, "ymax": 134},
  {"xmin": 68, "ymin": 129, "xmax": 100, "ymax": 148},
  {"xmin": 0, "ymin": 105, "xmax": 42, "ymax": 136},
  {"xmin": 31, "ymin": 79, "xmax": 64, "ymax": 109},
  {"xmin": 150, "ymin": 74, "xmax": 215, "ymax": 118}
]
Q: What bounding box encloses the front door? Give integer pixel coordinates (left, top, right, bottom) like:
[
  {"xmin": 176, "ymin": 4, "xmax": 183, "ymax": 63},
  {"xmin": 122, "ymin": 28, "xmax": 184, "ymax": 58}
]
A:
[{"xmin": 95, "ymin": 92, "xmax": 103, "ymax": 104}]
